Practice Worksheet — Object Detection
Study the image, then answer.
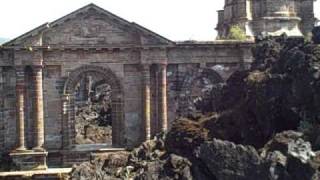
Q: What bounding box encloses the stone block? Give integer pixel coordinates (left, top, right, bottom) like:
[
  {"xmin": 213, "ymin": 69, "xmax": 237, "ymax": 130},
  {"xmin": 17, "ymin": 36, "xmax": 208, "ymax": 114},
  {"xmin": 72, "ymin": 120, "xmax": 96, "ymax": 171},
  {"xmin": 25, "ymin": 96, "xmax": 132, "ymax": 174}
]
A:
[{"xmin": 10, "ymin": 151, "xmax": 48, "ymax": 171}]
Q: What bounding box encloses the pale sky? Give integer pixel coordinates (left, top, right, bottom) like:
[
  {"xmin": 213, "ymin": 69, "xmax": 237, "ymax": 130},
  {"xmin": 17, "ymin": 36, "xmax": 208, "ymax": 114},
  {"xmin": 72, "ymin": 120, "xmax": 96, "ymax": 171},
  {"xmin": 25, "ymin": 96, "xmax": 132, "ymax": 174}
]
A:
[{"xmin": 0, "ymin": 0, "xmax": 319, "ymax": 41}]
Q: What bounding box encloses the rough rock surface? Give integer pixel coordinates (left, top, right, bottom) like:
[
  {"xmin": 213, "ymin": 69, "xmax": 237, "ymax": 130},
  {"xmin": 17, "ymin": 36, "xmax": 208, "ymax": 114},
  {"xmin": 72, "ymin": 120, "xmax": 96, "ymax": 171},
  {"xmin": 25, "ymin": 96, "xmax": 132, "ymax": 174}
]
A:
[
  {"xmin": 70, "ymin": 130, "xmax": 320, "ymax": 180},
  {"xmin": 200, "ymin": 35, "xmax": 320, "ymax": 148},
  {"xmin": 134, "ymin": 154, "xmax": 193, "ymax": 180},
  {"xmin": 124, "ymin": 134, "xmax": 193, "ymax": 180},
  {"xmin": 262, "ymin": 131, "xmax": 320, "ymax": 180},
  {"xmin": 198, "ymin": 139, "xmax": 269, "ymax": 180},
  {"xmin": 165, "ymin": 118, "xmax": 209, "ymax": 158},
  {"xmin": 312, "ymin": 26, "xmax": 320, "ymax": 44},
  {"xmin": 70, "ymin": 134, "xmax": 194, "ymax": 180},
  {"xmin": 197, "ymin": 132, "xmax": 320, "ymax": 180},
  {"xmin": 261, "ymin": 131, "xmax": 304, "ymax": 157},
  {"xmin": 70, "ymin": 152, "xmax": 129, "ymax": 180}
]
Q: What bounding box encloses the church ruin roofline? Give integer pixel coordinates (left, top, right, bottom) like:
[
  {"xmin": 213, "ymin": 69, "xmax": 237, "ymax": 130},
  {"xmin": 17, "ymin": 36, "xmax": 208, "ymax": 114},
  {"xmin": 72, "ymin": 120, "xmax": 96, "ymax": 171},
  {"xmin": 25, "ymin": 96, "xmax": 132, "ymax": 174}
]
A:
[
  {"xmin": 0, "ymin": 39, "xmax": 254, "ymax": 51},
  {"xmin": 0, "ymin": 44, "xmax": 174, "ymax": 51},
  {"xmin": 175, "ymin": 40, "xmax": 254, "ymax": 49},
  {"xmin": 175, "ymin": 40, "xmax": 254, "ymax": 45},
  {"xmin": 3, "ymin": 3, "xmax": 175, "ymax": 46},
  {"xmin": 1, "ymin": 23, "xmax": 49, "ymax": 46}
]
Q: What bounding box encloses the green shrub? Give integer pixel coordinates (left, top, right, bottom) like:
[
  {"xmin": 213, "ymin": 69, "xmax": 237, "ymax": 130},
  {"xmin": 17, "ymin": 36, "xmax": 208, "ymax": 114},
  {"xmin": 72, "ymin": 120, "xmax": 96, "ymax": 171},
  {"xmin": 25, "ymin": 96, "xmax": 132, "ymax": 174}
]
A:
[{"xmin": 227, "ymin": 25, "xmax": 247, "ymax": 40}]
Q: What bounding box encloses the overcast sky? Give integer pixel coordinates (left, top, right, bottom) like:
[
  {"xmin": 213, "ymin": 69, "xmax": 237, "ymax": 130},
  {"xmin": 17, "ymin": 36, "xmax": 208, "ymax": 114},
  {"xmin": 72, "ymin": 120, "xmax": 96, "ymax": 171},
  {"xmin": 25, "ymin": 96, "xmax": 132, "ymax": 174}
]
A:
[{"xmin": 0, "ymin": 0, "xmax": 319, "ymax": 41}]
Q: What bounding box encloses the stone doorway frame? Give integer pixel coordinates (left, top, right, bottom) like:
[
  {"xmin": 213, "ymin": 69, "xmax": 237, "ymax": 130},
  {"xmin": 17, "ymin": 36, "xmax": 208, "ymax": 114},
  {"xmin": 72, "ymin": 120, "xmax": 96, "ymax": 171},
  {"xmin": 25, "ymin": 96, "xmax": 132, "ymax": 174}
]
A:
[{"xmin": 62, "ymin": 65, "xmax": 124, "ymax": 149}]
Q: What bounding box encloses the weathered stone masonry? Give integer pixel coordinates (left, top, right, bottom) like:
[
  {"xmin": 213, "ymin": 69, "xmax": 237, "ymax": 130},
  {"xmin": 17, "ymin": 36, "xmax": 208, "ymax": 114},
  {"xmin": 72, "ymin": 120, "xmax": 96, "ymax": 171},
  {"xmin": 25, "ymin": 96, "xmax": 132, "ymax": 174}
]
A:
[
  {"xmin": 216, "ymin": 0, "xmax": 317, "ymax": 38},
  {"xmin": 0, "ymin": 3, "xmax": 280, "ymax": 167}
]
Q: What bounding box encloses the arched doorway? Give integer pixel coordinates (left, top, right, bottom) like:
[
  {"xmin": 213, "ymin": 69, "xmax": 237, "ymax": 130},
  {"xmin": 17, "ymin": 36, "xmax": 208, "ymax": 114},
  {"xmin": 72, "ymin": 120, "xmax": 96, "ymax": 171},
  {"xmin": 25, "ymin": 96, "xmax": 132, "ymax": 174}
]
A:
[
  {"xmin": 62, "ymin": 65, "xmax": 124, "ymax": 148},
  {"xmin": 177, "ymin": 68, "xmax": 224, "ymax": 117}
]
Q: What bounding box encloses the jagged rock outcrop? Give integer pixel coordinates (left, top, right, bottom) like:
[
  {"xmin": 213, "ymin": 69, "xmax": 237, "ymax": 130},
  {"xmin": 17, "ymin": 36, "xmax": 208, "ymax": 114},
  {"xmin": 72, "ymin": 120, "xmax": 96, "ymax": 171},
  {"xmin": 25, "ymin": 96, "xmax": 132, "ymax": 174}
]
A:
[
  {"xmin": 70, "ymin": 151, "xmax": 129, "ymax": 180},
  {"xmin": 134, "ymin": 154, "xmax": 193, "ymax": 180},
  {"xmin": 71, "ymin": 134, "xmax": 194, "ymax": 180},
  {"xmin": 121, "ymin": 134, "xmax": 194, "ymax": 180},
  {"xmin": 261, "ymin": 131, "xmax": 304, "ymax": 157},
  {"xmin": 198, "ymin": 139, "xmax": 269, "ymax": 180},
  {"xmin": 197, "ymin": 131, "xmax": 320, "ymax": 180},
  {"xmin": 200, "ymin": 34, "xmax": 320, "ymax": 148},
  {"xmin": 261, "ymin": 131, "xmax": 320, "ymax": 180},
  {"xmin": 165, "ymin": 118, "xmax": 209, "ymax": 158}
]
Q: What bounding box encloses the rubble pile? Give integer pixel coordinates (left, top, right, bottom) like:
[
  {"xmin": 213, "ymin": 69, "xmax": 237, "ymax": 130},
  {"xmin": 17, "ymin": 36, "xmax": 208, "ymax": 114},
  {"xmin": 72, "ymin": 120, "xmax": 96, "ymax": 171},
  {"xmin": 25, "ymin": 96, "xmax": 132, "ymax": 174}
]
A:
[
  {"xmin": 198, "ymin": 131, "xmax": 320, "ymax": 180},
  {"xmin": 75, "ymin": 104, "xmax": 112, "ymax": 144},
  {"xmin": 71, "ymin": 130, "xmax": 320, "ymax": 180},
  {"xmin": 71, "ymin": 134, "xmax": 193, "ymax": 180}
]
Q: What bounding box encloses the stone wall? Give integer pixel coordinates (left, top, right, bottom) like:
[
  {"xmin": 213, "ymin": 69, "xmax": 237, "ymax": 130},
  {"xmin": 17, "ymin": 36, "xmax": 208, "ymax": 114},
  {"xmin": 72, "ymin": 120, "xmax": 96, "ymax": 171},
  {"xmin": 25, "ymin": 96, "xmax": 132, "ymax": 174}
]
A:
[
  {"xmin": 0, "ymin": 67, "xmax": 16, "ymax": 151},
  {"xmin": 0, "ymin": 42, "xmax": 252, "ymax": 154}
]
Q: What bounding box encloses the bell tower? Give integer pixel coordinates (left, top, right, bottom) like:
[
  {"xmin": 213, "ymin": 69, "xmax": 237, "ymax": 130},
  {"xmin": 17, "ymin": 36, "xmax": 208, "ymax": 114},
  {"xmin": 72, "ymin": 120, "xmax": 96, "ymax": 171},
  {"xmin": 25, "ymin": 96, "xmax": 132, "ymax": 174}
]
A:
[
  {"xmin": 216, "ymin": 0, "xmax": 254, "ymax": 39},
  {"xmin": 216, "ymin": 0, "xmax": 317, "ymax": 38}
]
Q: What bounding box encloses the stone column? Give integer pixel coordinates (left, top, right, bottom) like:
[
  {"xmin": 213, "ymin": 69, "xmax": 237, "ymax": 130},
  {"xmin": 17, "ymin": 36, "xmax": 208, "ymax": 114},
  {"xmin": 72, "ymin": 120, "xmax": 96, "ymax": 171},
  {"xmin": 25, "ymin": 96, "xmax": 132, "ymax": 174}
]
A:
[
  {"xmin": 32, "ymin": 65, "xmax": 45, "ymax": 151},
  {"xmin": 142, "ymin": 64, "xmax": 151, "ymax": 140},
  {"xmin": 15, "ymin": 66, "xmax": 26, "ymax": 151},
  {"xmin": 159, "ymin": 63, "xmax": 168, "ymax": 132}
]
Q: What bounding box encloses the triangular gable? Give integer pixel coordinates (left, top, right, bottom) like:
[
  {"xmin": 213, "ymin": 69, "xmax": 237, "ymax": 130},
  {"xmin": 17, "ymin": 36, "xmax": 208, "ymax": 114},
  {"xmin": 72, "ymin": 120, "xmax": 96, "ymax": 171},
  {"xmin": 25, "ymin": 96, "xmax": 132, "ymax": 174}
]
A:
[
  {"xmin": 4, "ymin": 3, "xmax": 174, "ymax": 46},
  {"xmin": 3, "ymin": 23, "xmax": 49, "ymax": 46}
]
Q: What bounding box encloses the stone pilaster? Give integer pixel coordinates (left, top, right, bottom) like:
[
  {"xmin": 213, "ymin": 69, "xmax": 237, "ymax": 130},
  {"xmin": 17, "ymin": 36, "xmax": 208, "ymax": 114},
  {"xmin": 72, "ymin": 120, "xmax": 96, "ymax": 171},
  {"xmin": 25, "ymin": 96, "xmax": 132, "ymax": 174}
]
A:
[
  {"xmin": 142, "ymin": 64, "xmax": 151, "ymax": 140},
  {"xmin": 15, "ymin": 66, "xmax": 26, "ymax": 151},
  {"xmin": 159, "ymin": 63, "xmax": 168, "ymax": 132},
  {"xmin": 32, "ymin": 65, "xmax": 45, "ymax": 151}
]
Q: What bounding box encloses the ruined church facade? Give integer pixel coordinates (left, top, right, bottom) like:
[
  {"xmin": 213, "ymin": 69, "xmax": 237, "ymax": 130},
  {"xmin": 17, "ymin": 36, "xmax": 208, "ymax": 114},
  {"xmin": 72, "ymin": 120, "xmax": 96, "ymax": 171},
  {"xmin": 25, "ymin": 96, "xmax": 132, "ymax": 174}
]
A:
[{"xmin": 0, "ymin": 1, "xmax": 316, "ymax": 167}]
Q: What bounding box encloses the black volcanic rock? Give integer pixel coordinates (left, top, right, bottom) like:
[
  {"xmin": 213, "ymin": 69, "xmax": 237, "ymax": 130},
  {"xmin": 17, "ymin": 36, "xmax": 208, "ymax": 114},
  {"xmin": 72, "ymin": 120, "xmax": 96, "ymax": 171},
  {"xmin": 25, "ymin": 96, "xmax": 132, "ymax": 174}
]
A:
[
  {"xmin": 312, "ymin": 26, "xmax": 320, "ymax": 44},
  {"xmin": 198, "ymin": 139, "xmax": 269, "ymax": 180},
  {"xmin": 199, "ymin": 35, "xmax": 320, "ymax": 148}
]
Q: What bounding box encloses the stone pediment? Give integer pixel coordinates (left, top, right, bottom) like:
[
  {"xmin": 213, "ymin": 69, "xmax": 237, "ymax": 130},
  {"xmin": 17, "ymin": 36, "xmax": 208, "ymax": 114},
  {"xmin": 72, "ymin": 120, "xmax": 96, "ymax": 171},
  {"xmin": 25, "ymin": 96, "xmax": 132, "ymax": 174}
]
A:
[{"xmin": 4, "ymin": 3, "xmax": 174, "ymax": 47}]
